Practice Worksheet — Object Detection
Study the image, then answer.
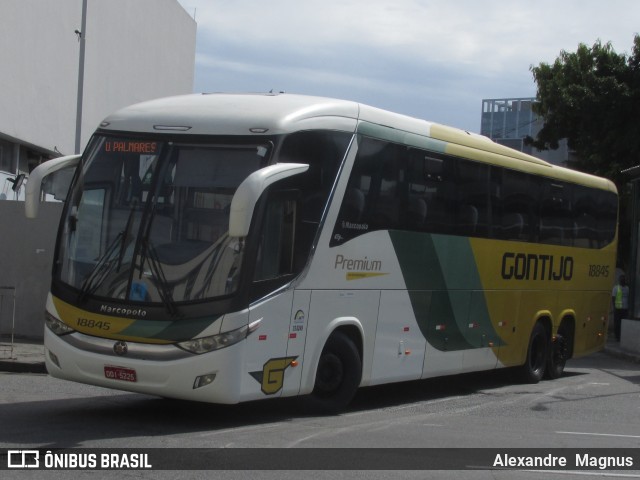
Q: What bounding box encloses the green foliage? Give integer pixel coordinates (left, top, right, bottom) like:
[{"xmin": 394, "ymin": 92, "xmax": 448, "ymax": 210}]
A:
[{"xmin": 529, "ymin": 35, "xmax": 640, "ymax": 184}]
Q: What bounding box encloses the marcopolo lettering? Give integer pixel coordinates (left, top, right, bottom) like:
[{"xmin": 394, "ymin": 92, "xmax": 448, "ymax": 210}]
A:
[
  {"xmin": 100, "ymin": 304, "xmax": 148, "ymax": 318},
  {"xmin": 501, "ymin": 252, "xmax": 573, "ymax": 281}
]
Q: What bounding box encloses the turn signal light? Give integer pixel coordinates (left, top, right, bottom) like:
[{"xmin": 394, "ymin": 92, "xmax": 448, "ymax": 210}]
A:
[{"xmin": 193, "ymin": 373, "xmax": 217, "ymax": 389}]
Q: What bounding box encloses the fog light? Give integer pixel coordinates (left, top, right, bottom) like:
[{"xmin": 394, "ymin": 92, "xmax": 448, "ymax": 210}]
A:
[
  {"xmin": 193, "ymin": 373, "xmax": 217, "ymax": 389},
  {"xmin": 48, "ymin": 350, "xmax": 61, "ymax": 368}
]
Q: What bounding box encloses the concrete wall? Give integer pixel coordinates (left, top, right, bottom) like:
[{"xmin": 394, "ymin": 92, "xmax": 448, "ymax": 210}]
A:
[
  {"xmin": 621, "ymin": 319, "xmax": 640, "ymax": 356},
  {"xmin": 0, "ymin": 202, "xmax": 63, "ymax": 339},
  {"xmin": 0, "ymin": 0, "xmax": 196, "ymax": 155}
]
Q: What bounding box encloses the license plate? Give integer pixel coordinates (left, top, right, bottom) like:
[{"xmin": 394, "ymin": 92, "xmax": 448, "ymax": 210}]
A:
[{"xmin": 104, "ymin": 365, "xmax": 137, "ymax": 383}]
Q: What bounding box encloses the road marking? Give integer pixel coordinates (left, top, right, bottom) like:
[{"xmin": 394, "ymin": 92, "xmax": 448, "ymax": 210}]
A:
[
  {"xmin": 198, "ymin": 422, "xmax": 284, "ymax": 438},
  {"xmin": 557, "ymin": 431, "xmax": 640, "ymax": 439},
  {"xmin": 480, "ymin": 470, "xmax": 640, "ymax": 478},
  {"xmin": 342, "ymin": 395, "xmax": 465, "ymax": 417}
]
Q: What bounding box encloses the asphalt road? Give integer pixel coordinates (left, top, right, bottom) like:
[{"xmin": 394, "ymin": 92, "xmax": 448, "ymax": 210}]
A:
[{"xmin": 1, "ymin": 351, "xmax": 639, "ymax": 479}]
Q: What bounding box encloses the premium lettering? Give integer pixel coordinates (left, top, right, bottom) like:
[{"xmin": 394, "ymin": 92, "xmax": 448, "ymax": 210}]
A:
[
  {"xmin": 335, "ymin": 254, "xmax": 382, "ymax": 271},
  {"xmin": 501, "ymin": 252, "xmax": 573, "ymax": 281}
]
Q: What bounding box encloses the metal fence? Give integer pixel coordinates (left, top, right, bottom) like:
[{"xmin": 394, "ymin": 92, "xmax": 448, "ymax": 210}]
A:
[{"xmin": 0, "ymin": 286, "xmax": 16, "ymax": 359}]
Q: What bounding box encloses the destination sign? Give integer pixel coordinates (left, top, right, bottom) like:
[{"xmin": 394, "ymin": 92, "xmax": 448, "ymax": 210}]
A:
[{"xmin": 104, "ymin": 141, "xmax": 158, "ymax": 154}]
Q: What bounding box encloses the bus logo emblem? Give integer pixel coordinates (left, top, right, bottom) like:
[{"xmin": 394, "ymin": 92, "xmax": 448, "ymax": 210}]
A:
[
  {"xmin": 249, "ymin": 356, "xmax": 298, "ymax": 395},
  {"xmin": 113, "ymin": 341, "xmax": 128, "ymax": 356}
]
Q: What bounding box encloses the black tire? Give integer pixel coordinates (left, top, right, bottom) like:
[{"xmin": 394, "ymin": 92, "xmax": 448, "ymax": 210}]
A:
[
  {"xmin": 308, "ymin": 331, "xmax": 362, "ymax": 414},
  {"xmin": 545, "ymin": 333, "xmax": 568, "ymax": 379},
  {"xmin": 518, "ymin": 322, "xmax": 548, "ymax": 384}
]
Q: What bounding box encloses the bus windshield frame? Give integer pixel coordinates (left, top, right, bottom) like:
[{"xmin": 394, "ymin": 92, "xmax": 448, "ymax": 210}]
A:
[{"xmin": 55, "ymin": 134, "xmax": 273, "ymax": 310}]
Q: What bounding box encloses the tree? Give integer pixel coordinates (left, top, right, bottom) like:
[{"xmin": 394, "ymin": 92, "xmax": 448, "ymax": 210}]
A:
[
  {"xmin": 528, "ymin": 35, "xmax": 640, "ymax": 184},
  {"xmin": 528, "ymin": 36, "xmax": 640, "ymax": 270}
]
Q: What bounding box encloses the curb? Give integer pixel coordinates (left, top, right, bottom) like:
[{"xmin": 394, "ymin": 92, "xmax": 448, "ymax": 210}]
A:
[
  {"xmin": 603, "ymin": 346, "xmax": 640, "ymax": 364},
  {"xmin": 0, "ymin": 360, "xmax": 47, "ymax": 374}
]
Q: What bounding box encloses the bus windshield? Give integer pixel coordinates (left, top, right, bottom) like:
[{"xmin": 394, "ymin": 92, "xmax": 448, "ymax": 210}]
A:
[{"xmin": 57, "ymin": 136, "xmax": 270, "ymax": 305}]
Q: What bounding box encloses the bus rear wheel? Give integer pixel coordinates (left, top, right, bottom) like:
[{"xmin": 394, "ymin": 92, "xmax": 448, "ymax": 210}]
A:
[
  {"xmin": 519, "ymin": 322, "xmax": 548, "ymax": 384},
  {"xmin": 308, "ymin": 331, "xmax": 362, "ymax": 413},
  {"xmin": 545, "ymin": 333, "xmax": 568, "ymax": 379}
]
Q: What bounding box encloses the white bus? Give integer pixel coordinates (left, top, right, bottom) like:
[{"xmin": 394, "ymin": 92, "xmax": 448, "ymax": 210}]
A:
[{"xmin": 27, "ymin": 93, "xmax": 617, "ymax": 411}]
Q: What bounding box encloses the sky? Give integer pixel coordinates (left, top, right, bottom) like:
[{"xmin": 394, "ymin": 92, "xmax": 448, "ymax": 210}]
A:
[{"xmin": 176, "ymin": 0, "xmax": 639, "ymax": 133}]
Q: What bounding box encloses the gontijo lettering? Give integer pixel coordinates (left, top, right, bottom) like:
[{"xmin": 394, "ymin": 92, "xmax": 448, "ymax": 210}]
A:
[{"xmin": 501, "ymin": 252, "xmax": 574, "ymax": 281}]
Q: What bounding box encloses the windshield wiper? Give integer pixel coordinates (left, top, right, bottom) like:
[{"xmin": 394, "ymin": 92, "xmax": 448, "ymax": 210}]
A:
[
  {"xmin": 77, "ymin": 201, "xmax": 138, "ymax": 302},
  {"xmin": 77, "ymin": 231, "xmax": 124, "ymax": 302},
  {"xmin": 139, "ymin": 238, "xmax": 179, "ymax": 317},
  {"xmin": 116, "ymin": 199, "xmax": 138, "ymax": 271}
]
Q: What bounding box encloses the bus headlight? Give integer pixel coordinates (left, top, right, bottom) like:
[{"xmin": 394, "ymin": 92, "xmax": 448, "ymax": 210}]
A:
[
  {"xmin": 177, "ymin": 325, "xmax": 248, "ymax": 354},
  {"xmin": 45, "ymin": 312, "xmax": 75, "ymax": 336}
]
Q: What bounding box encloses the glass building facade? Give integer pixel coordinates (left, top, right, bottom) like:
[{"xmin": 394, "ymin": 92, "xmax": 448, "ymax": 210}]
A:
[{"xmin": 480, "ymin": 97, "xmax": 570, "ymax": 166}]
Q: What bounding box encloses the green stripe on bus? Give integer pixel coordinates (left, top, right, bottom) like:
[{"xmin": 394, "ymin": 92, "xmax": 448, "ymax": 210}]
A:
[
  {"xmin": 120, "ymin": 315, "xmax": 214, "ymax": 342},
  {"xmin": 356, "ymin": 121, "xmax": 448, "ymax": 153},
  {"xmin": 389, "ymin": 230, "xmax": 503, "ymax": 351}
]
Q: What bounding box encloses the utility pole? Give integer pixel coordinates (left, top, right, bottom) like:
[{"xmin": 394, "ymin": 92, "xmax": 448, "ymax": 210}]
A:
[{"xmin": 74, "ymin": 0, "xmax": 88, "ymax": 154}]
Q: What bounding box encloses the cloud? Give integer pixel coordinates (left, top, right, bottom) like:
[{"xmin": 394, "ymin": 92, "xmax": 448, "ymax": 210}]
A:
[{"xmin": 178, "ymin": 0, "xmax": 640, "ymax": 131}]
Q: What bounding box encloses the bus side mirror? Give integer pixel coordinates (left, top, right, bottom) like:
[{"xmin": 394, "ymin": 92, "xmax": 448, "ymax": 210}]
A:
[
  {"xmin": 25, "ymin": 154, "xmax": 81, "ymax": 218},
  {"xmin": 229, "ymin": 163, "xmax": 308, "ymax": 237}
]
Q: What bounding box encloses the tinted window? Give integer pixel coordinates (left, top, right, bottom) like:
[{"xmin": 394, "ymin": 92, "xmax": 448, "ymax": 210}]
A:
[
  {"xmin": 456, "ymin": 159, "xmax": 490, "ymax": 237},
  {"xmin": 573, "ymin": 185, "xmax": 599, "ymax": 248},
  {"xmin": 330, "ymin": 135, "xmax": 617, "ymax": 249},
  {"xmin": 539, "ymin": 181, "xmax": 573, "ymax": 245},
  {"xmin": 494, "ymin": 169, "xmax": 540, "ymax": 242}
]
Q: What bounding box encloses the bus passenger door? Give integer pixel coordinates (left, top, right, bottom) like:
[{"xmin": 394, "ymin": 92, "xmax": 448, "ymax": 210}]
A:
[
  {"xmin": 241, "ymin": 290, "xmax": 294, "ymax": 401},
  {"xmin": 241, "ymin": 191, "xmax": 300, "ymax": 400},
  {"xmin": 281, "ymin": 290, "xmax": 312, "ymax": 396}
]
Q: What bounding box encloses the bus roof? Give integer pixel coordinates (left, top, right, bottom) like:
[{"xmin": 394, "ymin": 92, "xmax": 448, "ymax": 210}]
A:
[
  {"xmin": 101, "ymin": 93, "xmax": 360, "ymax": 137},
  {"xmin": 99, "ymin": 93, "xmax": 616, "ymax": 193}
]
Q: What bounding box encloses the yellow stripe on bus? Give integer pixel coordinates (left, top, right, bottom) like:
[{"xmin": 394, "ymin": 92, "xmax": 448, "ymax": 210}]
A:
[{"xmin": 51, "ymin": 297, "xmax": 172, "ymax": 344}]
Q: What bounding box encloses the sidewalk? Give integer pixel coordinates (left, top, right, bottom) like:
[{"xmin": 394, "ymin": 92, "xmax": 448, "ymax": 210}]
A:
[
  {"xmin": 0, "ymin": 339, "xmax": 46, "ymax": 374},
  {"xmin": 603, "ymin": 336, "xmax": 640, "ymax": 365},
  {"xmin": 0, "ymin": 336, "xmax": 638, "ymax": 375}
]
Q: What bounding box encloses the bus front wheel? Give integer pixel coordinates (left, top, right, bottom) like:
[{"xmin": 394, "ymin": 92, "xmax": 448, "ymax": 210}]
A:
[
  {"xmin": 308, "ymin": 331, "xmax": 362, "ymax": 413},
  {"xmin": 519, "ymin": 322, "xmax": 548, "ymax": 384}
]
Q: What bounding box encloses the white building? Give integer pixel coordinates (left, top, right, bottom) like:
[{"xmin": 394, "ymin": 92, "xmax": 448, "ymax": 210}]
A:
[
  {"xmin": 0, "ymin": 0, "xmax": 196, "ymax": 183},
  {"xmin": 0, "ymin": 0, "xmax": 196, "ymax": 339}
]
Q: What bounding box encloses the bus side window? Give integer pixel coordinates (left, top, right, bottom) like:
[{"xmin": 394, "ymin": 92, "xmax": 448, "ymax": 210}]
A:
[
  {"xmin": 405, "ymin": 151, "xmax": 428, "ymax": 231},
  {"xmin": 330, "ymin": 136, "xmax": 387, "ymax": 245},
  {"xmin": 253, "ymin": 192, "xmax": 297, "ymax": 281},
  {"xmin": 539, "ymin": 181, "xmax": 573, "ymax": 246},
  {"xmin": 499, "ymin": 169, "xmax": 540, "ymax": 242},
  {"xmin": 370, "ymin": 148, "xmax": 402, "ymax": 231},
  {"xmin": 597, "ymin": 190, "xmax": 618, "ymax": 248},
  {"xmin": 573, "ymin": 185, "xmax": 598, "ymax": 248},
  {"xmin": 422, "ymin": 155, "xmax": 455, "ymax": 235},
  {"xmin": 456, "ymin": 159, "xmax": 490, "ymax": 237}
]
